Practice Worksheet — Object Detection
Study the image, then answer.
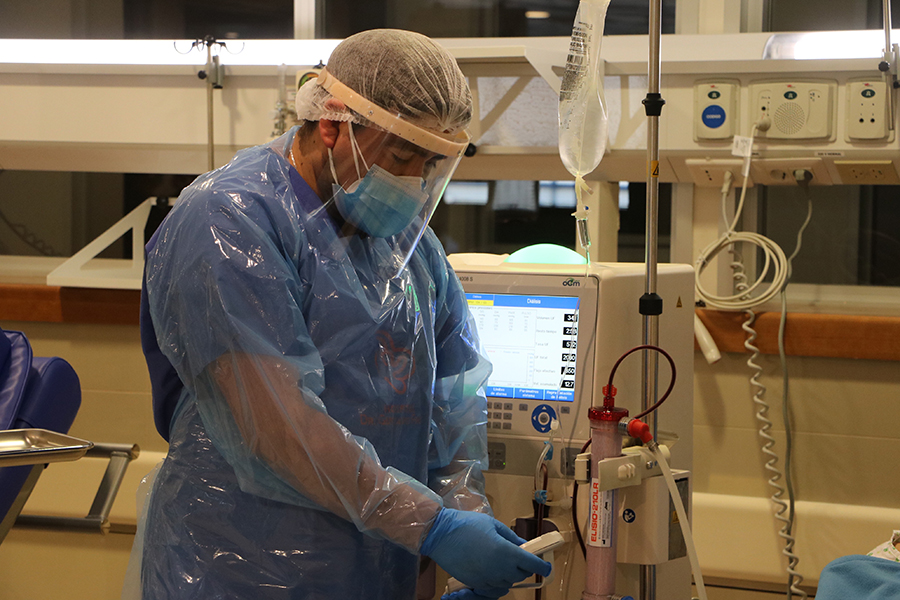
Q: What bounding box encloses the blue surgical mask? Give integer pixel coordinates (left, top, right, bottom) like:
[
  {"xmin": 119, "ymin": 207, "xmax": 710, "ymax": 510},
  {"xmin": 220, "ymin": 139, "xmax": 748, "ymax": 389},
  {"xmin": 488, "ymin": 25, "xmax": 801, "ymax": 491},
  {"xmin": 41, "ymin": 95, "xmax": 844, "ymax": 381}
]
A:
[{"xmin": 332, "ymin": 165, "xmax": 428, "ymax": 238}]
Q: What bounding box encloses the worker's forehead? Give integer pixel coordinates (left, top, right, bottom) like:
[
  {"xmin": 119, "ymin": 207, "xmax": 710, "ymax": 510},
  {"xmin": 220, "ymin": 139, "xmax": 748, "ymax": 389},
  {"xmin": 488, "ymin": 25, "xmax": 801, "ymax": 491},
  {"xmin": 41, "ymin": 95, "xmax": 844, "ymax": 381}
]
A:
[{"xmin": 356, "ymin": 127, "xmax": 439, "ymax": 157}]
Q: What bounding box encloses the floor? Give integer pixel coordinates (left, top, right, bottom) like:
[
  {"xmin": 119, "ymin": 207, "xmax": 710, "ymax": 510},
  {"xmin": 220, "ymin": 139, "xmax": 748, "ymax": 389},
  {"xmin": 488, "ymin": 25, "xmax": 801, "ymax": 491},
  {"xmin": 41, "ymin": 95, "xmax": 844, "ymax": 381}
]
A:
[{"xmin": 696, "ymin": 584, "xmax": 817, "ymax": 599}]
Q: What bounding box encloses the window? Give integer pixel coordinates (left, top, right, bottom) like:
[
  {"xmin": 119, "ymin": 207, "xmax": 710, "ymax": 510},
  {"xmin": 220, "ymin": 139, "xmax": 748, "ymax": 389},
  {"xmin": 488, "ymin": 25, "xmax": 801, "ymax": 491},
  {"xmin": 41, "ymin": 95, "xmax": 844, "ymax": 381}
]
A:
[
  {"xmin": 760, "ymin": 185, "xmax": 900, "ymax": 288},
  {"xmin": 430, "ymin": 180, "xmax": 671, "ymax": 261},
  {"xmin": 0, "ymin": 0, "xmax": 675, "ymax": 263}
]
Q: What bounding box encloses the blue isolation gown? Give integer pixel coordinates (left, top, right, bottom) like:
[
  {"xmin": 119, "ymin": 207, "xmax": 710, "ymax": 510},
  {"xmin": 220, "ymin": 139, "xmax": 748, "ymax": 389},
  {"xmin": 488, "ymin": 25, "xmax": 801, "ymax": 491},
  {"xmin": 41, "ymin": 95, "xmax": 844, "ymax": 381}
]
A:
[{"xmin": 139, "ymin": 128, "xmax": 492, "ymax": 599}]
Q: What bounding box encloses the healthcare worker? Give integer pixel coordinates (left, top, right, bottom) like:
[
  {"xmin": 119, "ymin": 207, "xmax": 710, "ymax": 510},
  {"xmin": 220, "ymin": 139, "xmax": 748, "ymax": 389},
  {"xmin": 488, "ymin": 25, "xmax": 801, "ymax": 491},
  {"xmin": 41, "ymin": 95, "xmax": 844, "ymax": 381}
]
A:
[{"xmin": 138, "ymin": 29, "xmax": 551, "ymax": 600}]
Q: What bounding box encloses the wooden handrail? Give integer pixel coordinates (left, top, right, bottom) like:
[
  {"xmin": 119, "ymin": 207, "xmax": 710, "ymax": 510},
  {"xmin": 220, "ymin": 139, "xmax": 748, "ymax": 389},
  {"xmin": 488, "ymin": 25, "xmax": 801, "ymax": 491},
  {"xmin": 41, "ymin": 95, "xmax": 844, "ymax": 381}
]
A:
[
  {"xmin": 0, "ymin": 284, "xmax": 140, "ymax": 326},
  {"xmin": 696, "ymin": 308, "xmax": 900, "ymax": 362}
]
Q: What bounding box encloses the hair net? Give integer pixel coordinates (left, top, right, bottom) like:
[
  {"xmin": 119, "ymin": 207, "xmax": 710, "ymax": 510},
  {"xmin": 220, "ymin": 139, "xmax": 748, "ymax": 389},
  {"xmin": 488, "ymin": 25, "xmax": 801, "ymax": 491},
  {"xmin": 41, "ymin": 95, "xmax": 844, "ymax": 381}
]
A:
[{"xmin": 295, "ymin": 29, "xmax": 472, "ymax": 135}]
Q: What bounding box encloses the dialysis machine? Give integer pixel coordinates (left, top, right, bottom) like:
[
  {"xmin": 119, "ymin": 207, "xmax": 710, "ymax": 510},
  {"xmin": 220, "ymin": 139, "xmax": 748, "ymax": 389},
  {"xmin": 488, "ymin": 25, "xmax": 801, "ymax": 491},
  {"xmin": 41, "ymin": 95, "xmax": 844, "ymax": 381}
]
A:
[{"xmin": 447, "ymin": 253, "xmax": 695, "ymax": 600}]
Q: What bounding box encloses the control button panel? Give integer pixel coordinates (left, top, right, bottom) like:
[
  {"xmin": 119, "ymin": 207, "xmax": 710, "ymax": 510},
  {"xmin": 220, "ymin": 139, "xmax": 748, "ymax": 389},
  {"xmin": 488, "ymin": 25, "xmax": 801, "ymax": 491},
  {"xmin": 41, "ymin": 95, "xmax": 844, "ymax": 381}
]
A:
[
  {"xmin": 486, "ymin": 400, "xmax": 573, "ymax": 435},
  {"xmin": 694, "ymin": 80, "xmax": 739, "ymax": 141},
  {"xmin": 531, "ymin": 404, "xmax": 558, "ymax": 434}
]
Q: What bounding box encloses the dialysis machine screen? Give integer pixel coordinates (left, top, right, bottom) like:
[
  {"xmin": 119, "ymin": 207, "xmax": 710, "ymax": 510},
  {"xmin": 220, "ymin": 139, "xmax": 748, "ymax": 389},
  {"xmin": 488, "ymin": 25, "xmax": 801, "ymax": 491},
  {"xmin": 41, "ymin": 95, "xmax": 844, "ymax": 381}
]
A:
[{"xmin": 465, "ymin": 292, "xmax": 579, "ymax": 402}]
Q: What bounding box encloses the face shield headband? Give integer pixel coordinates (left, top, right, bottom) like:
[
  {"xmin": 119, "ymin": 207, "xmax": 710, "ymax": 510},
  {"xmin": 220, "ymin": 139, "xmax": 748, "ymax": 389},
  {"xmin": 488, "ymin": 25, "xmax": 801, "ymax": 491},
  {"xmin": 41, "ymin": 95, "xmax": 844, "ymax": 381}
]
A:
[{"xmin": 315, "ymin": 69, "xmax": 470, "ymax": 158}]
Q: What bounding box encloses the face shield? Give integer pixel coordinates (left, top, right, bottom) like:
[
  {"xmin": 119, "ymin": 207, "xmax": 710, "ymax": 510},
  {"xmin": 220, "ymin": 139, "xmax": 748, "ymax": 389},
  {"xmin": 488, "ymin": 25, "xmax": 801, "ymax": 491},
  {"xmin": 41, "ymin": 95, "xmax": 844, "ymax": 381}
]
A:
[{"xmin": 315, "ymin": 69, "xmax": 470, "ymax": 277}]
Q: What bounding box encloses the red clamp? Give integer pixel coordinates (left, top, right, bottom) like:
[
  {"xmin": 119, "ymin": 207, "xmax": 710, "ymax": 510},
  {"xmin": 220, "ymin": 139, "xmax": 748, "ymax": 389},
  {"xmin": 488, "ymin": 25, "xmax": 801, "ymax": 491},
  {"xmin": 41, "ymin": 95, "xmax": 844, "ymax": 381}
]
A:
[{"xmin": 626, "ymin": 419, "xmax": 653, "ymax": 444}]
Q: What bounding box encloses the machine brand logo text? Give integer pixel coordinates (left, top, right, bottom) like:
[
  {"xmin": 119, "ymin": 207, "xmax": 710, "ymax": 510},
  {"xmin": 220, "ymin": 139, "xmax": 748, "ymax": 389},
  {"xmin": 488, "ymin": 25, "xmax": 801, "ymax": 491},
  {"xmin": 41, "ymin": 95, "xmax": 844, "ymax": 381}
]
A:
[
  {"xmin": 590, "ymin": 481, "xmax": 600, "ymax": 542},
  {"xmin": 562, "ymin": 278, "xmax": 580, "ymax": 287}
]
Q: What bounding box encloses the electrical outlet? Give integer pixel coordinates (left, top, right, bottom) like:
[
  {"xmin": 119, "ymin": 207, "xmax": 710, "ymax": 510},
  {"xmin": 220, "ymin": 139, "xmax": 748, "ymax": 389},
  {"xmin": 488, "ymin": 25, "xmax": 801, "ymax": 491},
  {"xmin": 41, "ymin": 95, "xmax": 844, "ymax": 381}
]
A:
[
  {"xmin": 487, "ymin": 441, "xmax": 507, "ymax": 471},
  {"xmin": 846, "ymin": 80, "xmax": 889, "ymax": 140},
  {"xmin": 834, "ymin": 160, "xmax": 900, "ymax": 184},
  {"xmin": 749, "ymin": 158, "xmax": 832, "ymax": 185},
  {"xmin": 685, "ymin": 158, "xmax": 752, "ymax": 188}
]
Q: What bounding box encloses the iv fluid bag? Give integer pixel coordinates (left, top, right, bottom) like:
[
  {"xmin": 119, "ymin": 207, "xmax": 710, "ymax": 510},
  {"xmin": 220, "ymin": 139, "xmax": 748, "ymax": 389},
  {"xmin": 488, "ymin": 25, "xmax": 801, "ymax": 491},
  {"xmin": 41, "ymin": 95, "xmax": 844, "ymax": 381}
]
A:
[{"xmin": 558, "ymin": 0, "xmax": 612, "ymax": 179}]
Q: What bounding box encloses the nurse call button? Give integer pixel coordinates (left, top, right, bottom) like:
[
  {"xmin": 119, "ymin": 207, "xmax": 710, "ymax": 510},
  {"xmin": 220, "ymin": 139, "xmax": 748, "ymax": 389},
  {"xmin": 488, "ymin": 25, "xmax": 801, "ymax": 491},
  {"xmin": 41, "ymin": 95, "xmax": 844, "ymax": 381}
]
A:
[{"xmin": 701, "ymin": 105, "xmax": 726, "ymax": 129}]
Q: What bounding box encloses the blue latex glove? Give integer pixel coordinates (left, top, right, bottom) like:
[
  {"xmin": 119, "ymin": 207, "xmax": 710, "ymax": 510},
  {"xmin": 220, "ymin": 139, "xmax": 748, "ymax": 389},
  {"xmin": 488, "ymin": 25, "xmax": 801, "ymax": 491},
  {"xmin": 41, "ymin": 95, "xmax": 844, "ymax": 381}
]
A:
[{"xmin": 421, "ymin": 508, "xmax": 552, "ymax": 591}]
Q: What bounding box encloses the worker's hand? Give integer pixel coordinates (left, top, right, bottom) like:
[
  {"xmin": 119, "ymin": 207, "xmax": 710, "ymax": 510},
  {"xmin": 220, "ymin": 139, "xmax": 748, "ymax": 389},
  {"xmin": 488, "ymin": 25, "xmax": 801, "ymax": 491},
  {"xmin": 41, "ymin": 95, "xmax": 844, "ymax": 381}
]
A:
[
  {"xmin": 421, "ymin": 508, "xmax": 552, "ymax": 591},
  {"xmin": 442, "ymin": 588, "xmax": 508, "ymax": 599}
]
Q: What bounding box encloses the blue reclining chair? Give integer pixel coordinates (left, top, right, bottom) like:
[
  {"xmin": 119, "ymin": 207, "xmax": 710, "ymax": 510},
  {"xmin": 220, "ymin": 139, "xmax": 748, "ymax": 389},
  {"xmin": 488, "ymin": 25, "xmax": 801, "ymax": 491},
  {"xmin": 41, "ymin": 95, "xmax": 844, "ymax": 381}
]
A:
[
  {"xmin": 0, "ymin": 328, "xmax": 83, "ymax": 543},
  {"xmin": 0, "ymin": 328, "xmax": 139, "ymax": 544}
]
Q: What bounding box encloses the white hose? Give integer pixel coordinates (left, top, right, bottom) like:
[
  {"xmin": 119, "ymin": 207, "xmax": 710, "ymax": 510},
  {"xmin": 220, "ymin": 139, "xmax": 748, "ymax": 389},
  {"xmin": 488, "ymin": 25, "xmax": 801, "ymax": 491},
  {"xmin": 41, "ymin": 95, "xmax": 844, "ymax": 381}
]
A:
[
  {"xmin": 693, "ymin": 313, "xmax": 721, "ymax": 365},
  {"xmin": 695, "ymin": 121, "xmax": 789, "ymax": 312},
  {"xmin": 695, "ymin": 231, "xmax": 788, "ymax": 310},
  {"xmin": 649, "ymin": 444, "xmax": 707, "ymax": 600}
]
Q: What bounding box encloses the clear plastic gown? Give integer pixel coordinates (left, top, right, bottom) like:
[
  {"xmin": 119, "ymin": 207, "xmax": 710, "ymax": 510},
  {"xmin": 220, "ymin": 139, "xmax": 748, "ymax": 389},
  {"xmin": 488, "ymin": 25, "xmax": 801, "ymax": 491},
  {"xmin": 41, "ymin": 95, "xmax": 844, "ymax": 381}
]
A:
[{"xmin": 139, "ymin": 128, "xmax": 492, "ymax": 599}]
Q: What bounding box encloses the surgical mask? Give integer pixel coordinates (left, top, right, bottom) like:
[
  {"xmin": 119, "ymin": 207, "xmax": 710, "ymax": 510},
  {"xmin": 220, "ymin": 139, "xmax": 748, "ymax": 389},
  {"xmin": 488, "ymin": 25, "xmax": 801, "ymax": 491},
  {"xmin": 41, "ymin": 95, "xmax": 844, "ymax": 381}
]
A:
[
  {"xmin": 329, "ymin": 125, "xmax": 428, "ymax": 238},
  {"xmin": 332, "ymin": 165, "xmax": 428, "ymax": 238}
]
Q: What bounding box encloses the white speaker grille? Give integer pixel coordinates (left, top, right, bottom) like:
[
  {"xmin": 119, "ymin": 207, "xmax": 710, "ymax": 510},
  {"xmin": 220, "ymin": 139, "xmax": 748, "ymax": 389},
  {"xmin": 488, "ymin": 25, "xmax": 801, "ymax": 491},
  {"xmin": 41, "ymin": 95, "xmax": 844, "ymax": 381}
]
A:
[{"xmin": 774, "ymin": 102, "xmax": 806, "ymax": 135}]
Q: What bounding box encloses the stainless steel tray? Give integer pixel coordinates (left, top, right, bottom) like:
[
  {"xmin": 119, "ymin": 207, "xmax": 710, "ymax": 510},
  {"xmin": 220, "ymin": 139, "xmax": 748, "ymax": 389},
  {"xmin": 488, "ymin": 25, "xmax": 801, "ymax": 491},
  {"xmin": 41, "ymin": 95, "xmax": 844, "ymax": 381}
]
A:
[{"xmin": 0, "ymin": 429, "xmax": 93, "ymax": 467}]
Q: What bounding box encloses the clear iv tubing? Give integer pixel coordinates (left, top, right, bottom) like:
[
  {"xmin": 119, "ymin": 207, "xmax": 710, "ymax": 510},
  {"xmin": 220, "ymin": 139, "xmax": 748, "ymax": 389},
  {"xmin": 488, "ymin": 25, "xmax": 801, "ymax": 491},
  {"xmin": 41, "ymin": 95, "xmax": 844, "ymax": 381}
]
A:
[
  {"xmin": 534, "ymin": 428, "xmax": 556, "ymax": 491},
  {"xmin": 649, "ymin": 443, "xmax": 708, "ymax": 600},
  {"xmin": 574, "ymin": 177, "xmax": 593, "ymax": 265}
]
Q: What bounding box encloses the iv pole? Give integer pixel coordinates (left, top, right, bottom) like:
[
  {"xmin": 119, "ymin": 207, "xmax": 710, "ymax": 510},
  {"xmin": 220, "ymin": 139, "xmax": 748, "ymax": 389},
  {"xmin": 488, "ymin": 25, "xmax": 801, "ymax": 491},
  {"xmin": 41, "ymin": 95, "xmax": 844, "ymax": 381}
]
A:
[
  {"xmin": 195, "ymin": 36, "xmax": 226, "ymax": 171},
  {"xmin": 880, "ymin": 0, "xmax": 897, "ymax": 132},
  {"xmin": 639, "ymin": 1, "xmax": 665, "ymax": 599}
]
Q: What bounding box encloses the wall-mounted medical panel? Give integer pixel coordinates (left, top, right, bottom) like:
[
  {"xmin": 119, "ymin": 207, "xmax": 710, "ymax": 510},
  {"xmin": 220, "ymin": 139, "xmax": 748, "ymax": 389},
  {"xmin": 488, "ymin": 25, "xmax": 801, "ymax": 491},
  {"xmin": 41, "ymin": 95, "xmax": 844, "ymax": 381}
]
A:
[
  {"xmin": 846, "ymin": 79, "xmax": 891, "ymax": 141},
  {"xmin": 748, "ymin": 80, "xmax": 836, "ymax": 141},
  {"xmin": 694, "ymin": 80, "xmax": 739, "ymax": 141},
  {"xmin": 663, "ymin": 66, "xmax": 900, "ymax": 186}
]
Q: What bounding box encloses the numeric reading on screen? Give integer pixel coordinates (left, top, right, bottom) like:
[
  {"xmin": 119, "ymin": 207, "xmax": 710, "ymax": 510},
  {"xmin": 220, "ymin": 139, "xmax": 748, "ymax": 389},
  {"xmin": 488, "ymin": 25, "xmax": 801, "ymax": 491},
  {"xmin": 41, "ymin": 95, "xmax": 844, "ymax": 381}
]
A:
[{"xmin": 466, "ymin": 293, "xmax": 579, "ymax": 402}]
